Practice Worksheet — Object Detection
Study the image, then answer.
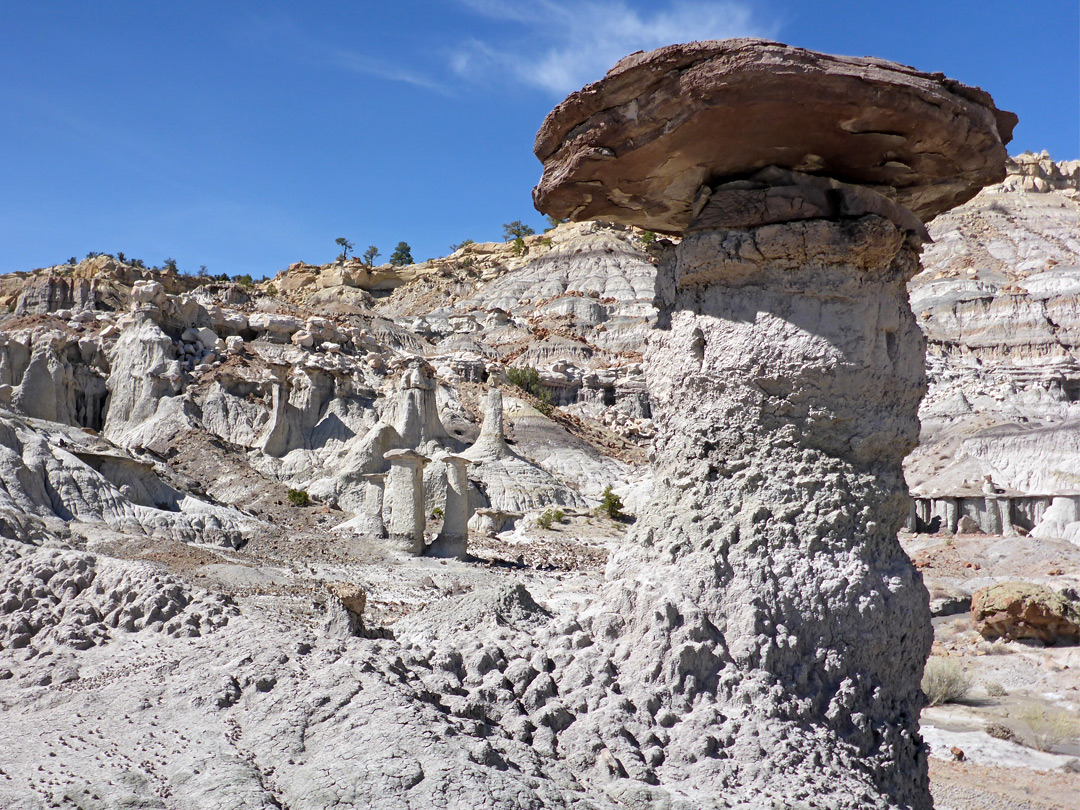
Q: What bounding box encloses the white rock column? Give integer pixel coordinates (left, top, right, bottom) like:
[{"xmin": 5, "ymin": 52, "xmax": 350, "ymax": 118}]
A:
[
  {"xmin": 428, "ymin": 454, "xmax": 476, "ymax": 559},
  {"xmin": 358, "ymin": 473, "xmax": 387, "ymax": 539},
  {"xmin": 945, "ymin": 498, "xmax": 959, "ymax": 534},
  {"xmin": 625, "ymin": 211, "xmax": 933, "ymax": 807},
  {"xmin": 1000, "ymin": 498, "xmax": 1016, "ymax": 537},
  {"xmin": 383, "ymin": 449, "xmax": 430, "ymax": 555}
]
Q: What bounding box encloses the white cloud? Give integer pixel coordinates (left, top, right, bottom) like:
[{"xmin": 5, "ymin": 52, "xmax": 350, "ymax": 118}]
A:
[
  {"xmin": 451, "ymin": 0, "xmax": 778, "ymax": 94},
  {"xmin": 332, "ymin": 49, "xmax": 452, "ymax": 95}
]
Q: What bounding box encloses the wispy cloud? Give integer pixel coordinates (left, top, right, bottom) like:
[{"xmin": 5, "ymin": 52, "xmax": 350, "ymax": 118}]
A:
[
  {"xmin": 331, "ymin": 49, "xmax": 452, "ymax": 95},
  {"xmin": 451, "ymin": 0, "xmax": 778, "ymax": 94}
]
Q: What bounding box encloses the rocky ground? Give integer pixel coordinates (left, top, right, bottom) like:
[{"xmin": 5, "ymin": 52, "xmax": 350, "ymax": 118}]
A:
[{"xmin": 0, "ymin": 155, "xmax": 1077, "ymax": 808}]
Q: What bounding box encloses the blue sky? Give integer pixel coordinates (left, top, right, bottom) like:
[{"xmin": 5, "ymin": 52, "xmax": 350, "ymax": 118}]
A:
[{"xmin": 1, "ymin": 1, "xmax": 1076, "ymax": 278}]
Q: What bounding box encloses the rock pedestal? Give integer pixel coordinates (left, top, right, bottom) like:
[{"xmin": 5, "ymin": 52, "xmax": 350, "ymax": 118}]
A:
[
  {"xmin": 383, "ymin": 449, "xmax": 430, "ymax": 556},
  {"xmin": 427, "ymin": 454, "xmax": 476, "ymax": 559},
  {"xmin": 529, "ymin": 36, "xmax": 1014, "ymax": 810},
  {"xmin": 625, "ymin": 210, "xmax": 933, "ymax": 806},
  {"xmin": 358, "ymin": 473, "xmax": 387, "ymax": 539}
]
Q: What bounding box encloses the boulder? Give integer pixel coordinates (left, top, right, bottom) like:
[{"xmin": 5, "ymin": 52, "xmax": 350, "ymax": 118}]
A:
[
  {"xmin": 956, "ymin": 515, "xmax": 982, "ymax": 534},
  {"xmin": 971, "ymin": 581, "xmax": 1080, "ymax": 644}
]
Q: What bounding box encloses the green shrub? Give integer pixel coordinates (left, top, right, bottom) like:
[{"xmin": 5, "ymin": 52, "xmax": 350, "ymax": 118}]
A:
[
  {"xmin": 287, "ymin": 488, "xmax": 310, "ymax": 507},
  {"xmin": 264, "ymin": 283, "xmax": 278, "ymax": 297},
  {"xmin": 921, "ymin": 657, "xmax": 971, "ymax": 706},
  {"xmin": 505, "ymin": 366, "xmax": 551, "ymax": 404},
  {"xmin": 234, "ymin": 274, "xmax": 254, "ymax": 288},
  {"xmin": 536, "ymin": 508, "xmax": 564, "ymax": 530},
  {"xmin": 641, "ymin": 230, "xmax": 656, "ymax": 245},
  {"xmin": 599, "ymin": 485, "xmax": 626, "ymax": 521},
  {"xmin": 511, "ymin": 236, "xmax": 527, "ymax": 257},
  {"xmin": 432, "ymin": 506, "xmax": 443, "ymax": 519}
]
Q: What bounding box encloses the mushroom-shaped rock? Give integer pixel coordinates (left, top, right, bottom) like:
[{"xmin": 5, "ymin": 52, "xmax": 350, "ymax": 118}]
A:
[
  {"xmin": 534, "ymin": 38, "xmax": 1016, "ymax": 233},
  {"xmin": 533, "ymin": 39, "xmax": 1014, "ymax": 810}
]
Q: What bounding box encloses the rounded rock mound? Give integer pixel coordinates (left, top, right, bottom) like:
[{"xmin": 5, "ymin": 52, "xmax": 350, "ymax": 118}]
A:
[{"xmin": 533, "ymin": 38, "xmax": 1017, "ymax": 232}]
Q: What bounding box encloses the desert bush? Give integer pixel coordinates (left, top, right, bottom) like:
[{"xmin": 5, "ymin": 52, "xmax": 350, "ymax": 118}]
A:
[
  {"xmin": 1020, "ymin": 706, "xmax": 1080, "ymax": 752},
  {"xmin": 641, "ymin": 230, "xmax": 656, "ymax": 245},
  {"xmin": 536, "ymin": 508, "xmax": 565, "ymax": 530},
  {"xmin": 511, "ymin": 236, "xmax": 527, "ymax": 257},
  {"xmin": 985, "ymin": 722, "xmax": 1016, "ymax": 742},
  {"xmin": 432, "ymin": 506, "xmax": 443, "ymax": 519},
  {"xmin": 234, "ymin": 274, "xmax": 254, "ymax": 287},
  {"xmin": 921, "ymin": 657, "xmax": 971, "ymax": 706},
  {"xmin": 506, "ymin": 366, "xmax": 551, "ymax": 404},
  {"xmin": 599, "ymin": 485, "xmax": 627, "ymax": 521},
  {"xmin": 984, "ymin": 681, "xmax": 1007, "ymax": 697},
  {"xmin": 287, "ymin": 488, "xmax": 310, "ymax": 507}
]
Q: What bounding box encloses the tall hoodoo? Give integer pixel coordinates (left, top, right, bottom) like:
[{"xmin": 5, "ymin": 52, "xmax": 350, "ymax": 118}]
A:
[
  {"xmin": 534, "ymin": 39, "xmax": 1014, "ymax": 808},
  {"xmin": 427, "ymin": 453, "xmax": 476, "ymax": 559},
  {"xmin": 383, "ymin": 449, "xmax": 431, "ymax": 556}
]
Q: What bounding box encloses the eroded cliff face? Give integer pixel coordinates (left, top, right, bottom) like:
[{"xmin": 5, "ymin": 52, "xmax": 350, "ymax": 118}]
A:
[{"xmin": 906, "ymin": 158, "xmax": 1080, "ymax": 521}]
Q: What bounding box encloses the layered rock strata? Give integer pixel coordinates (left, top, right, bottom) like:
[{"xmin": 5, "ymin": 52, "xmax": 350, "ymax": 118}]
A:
[{"xmin": 532, "ymin": 39, "xmax": 1014, "ymax": 808}]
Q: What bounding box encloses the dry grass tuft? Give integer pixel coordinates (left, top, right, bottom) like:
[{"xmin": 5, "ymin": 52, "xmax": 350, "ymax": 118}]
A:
[{"xmin": 922, "ymin": 657, "xmax": 972, "ymax": 706}]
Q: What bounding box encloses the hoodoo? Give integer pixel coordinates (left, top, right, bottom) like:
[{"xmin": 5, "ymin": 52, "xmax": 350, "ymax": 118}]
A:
[{"xmin": 534, "ymin": 39, "xmax": 1015, "ymax": 808}]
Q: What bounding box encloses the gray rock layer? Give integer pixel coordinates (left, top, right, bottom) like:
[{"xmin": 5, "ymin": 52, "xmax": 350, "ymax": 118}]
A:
[{"xmin": 622, "ymin": 216, "xmax": 933, "ymax": 807}]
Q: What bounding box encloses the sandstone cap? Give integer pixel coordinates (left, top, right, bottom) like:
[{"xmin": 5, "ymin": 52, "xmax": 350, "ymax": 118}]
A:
[{"xmin": 533, "ymin": 39, "xmax": 1017, "ymax": 232}]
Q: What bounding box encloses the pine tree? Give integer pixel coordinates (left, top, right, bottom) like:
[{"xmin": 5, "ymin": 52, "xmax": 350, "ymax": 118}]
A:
[{"xmin": 389, "ymin": 241, "xmax": 413, "ymax": 266}]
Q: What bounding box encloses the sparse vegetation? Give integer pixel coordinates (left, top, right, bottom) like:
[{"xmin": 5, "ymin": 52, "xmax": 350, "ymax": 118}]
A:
[
  {"xmin": 389, "ymin": 241, "xmax": 413, "ymax": 266},
  {"xmin": 503, "ymin": 220, "xmax": 535, "ymax": 240},
  {"xmin": 544, "ymin": 214, "xmax": 565, "ymax": 231},
  {"xmin": 505, "ymin": 366, "xmax": 551, "ymax": 404},
  {"xmin": 536, "ymin": 508, "xmax": 565, "ymax": 530},
  {"xmin": 984, "ymin": 680, "xmax": 1007, "ymax": 697},
  {"xmin": 921, "ymin": 657, "xmax": 971, "ymax": 706},
  {"xmin": 362, "ymin": 245, "xmax": 380, "ymax": 267},
  {"xmin": 985, "ymin": 722, "xmax": 1016, "ymax": 742},
  {"xmin": 287, "ymin": 489, "xmax": 310, "ymax": 507},
  {"xmin": 599, "ymin": 486, "xmax": 627, "ymax": 521},
  {"xmin": 432, "ymin": 506, "xmax": 443, "ymax": 519},
  {"xmin": 163, "ymin": 257, "xmax": 178, "ymax": 273},
  {"xmin": 265, "ymin": 283, "xmax": 278, "ymax": 297},
  {"xmin": 641, "ymin": 230, "xmax": 656, "ymax": 245},
  {"xmin": 511, "ymin": 236, "xmax": 527, "ymax": 257},
  {"xmin": 234, "ymin": 274, "xmax": 254, "ymax": 288},
  {"xmin": 1020, "ymin": 706, "xmax": 1079, "ymax": 752},
  {"xmin": 450, "ymin": 239, "xmax": 474, "ymax": 252},
  {"xmin": 67, "ymin": 257, "xmax": 77, "ymax": 266},
  {"xmin": 335, "ymin": 237, "xmax": 354, "ymax": 261}
]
